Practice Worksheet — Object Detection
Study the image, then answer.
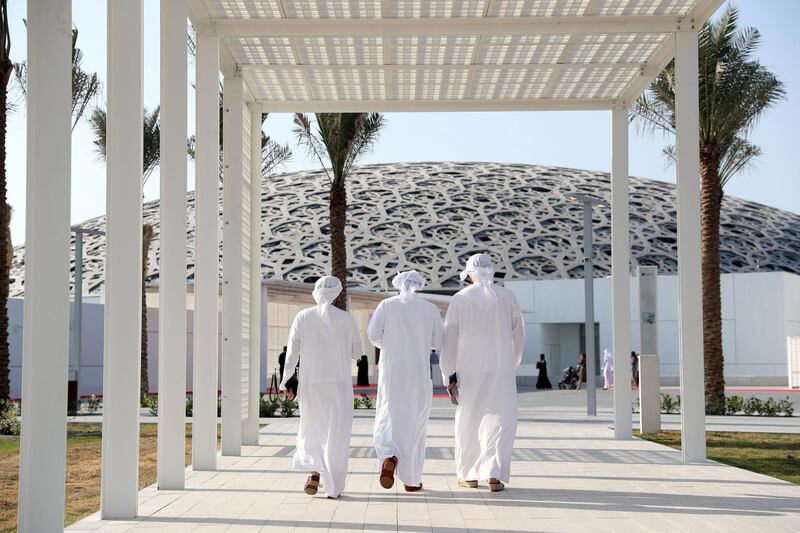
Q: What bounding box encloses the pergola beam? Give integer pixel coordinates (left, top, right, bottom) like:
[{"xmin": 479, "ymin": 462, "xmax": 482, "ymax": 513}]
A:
[
  {"xmin": 258, "ymin": 97, "xmax": 615, "ymax": 113},
  {"xmin": 239, "ymin": 62, "xmax": 651, "ymax": 73},
  {"xmin": 206, "ymin": 15, "xmax": 684, "ymax": 38},
  {"xmin": 615, "ymin": 0, "xmax": 724, "ymax": 107}
]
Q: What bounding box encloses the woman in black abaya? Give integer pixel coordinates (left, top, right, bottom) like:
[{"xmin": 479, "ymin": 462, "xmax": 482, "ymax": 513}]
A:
[{"xmin": 535, "ymin": 353, "xmax": 552, "ymax": 389}]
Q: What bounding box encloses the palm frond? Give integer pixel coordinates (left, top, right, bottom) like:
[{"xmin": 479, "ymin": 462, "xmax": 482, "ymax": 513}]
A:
[
  {"xmin": 142, "ymin": 106, "xmax": 161, "ymax": 183},
  {"xmin": 662, "ymin": 145, "xmax": 677, "ymax": 169},
  {"xmin": 630, "ymin": 4, "xmax": 785, "ymax": 189},
  {"xmin": 719, "ymin": 137, "xmax": 761, "ymax": 189},
  {"xmin": 89, "ymin": 105, "xmax": 161, "ymax": 183},
  {"xmin": 89, "ymin": 107, "xmax": 107, "ymax": 160},
  {"xmin": 341, "ymin": 113, "xmax": 385, "ymax": 185},
  {"xmin": 293, "ymin": 112, "xmax": 332, "ymax": 183},
  {"xmin": 261, "ymin": 136, "xmax": 292, "ymax": 178},
  {"xmin": 14, "ymin": 27, "xmax": 100, "ymax": 130}
]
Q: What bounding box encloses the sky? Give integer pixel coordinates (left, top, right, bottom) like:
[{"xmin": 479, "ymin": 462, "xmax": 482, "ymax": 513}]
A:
[{"xmin": 5, "ymin": 0, "xmax": 799, "ymax": 246}]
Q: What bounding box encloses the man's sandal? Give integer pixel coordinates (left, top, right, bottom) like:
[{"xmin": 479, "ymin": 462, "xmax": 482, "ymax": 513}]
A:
[
  {"xmin": 379, "ymin": 456, "xmax": 398, "ymax": 489},
  {"xmin": 304, "ymin": 474, "xmax": 320, "ymax": 495},
  {"xmin": 488, "ymin": 479, "xmax": 505, "ymax": 492},
  {"xmin": 404, "ymin": 483, "xmax": 423, "ymax": 492},
  {"xmin": 458, "ymin": 479, "xmax": 479, "ymax": 488}
]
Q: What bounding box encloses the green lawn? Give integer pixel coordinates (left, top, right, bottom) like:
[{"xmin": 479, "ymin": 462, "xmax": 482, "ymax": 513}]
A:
[
  {"xmin": 0, "ymin": 424, "xmax": 194, "ymax": 532},
  {"xmin": 637, "ymin": 431, "xmax": 800, "ymax": 485}
]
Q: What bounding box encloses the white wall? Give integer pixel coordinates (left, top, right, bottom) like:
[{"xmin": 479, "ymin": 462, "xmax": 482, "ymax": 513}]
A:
[{"xmin": 508, "ymin": 271, "xmax": 800, "ymax": 386}]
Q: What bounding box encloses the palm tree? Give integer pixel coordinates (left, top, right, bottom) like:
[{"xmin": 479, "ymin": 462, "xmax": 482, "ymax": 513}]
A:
[
  {"xmin": 3, "ymin": 25, "xmax": 100, "ymax": 400},
  {"xmin": 293, "ymin": 113, "xmax": 384, "ymax": 310},
  {"xmin": 92, "ymin": 104, "xmax": 291, "ymax": 399},
  {"xmin": 631, "ymin": 6, "xmax": 785, "ymax": 414},
  {"xmin": 0, "ymin": 0, "xmax": 13, "ymax": 401},
  {"xmin": 90, "ymin": 106, "xmax": 161, "ymax": 399}
]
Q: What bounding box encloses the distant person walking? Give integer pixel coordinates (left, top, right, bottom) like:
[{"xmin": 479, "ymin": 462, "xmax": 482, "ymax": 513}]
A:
[
  {"xmin": 602, "ymin": 349, "xmax": 614, "ymax": 390},
  {"xmin": 441, "ymin": 254, "xmax": 525, "ymax": 492},
  {"xmin": 356, "ymin": 355, "xmax": 370, "ymax": 386},
  {"xmin": 278, "ymin": 345, "xmax": 287, "ymax": 383},
  {"xmin": 631, "ymin": 351, "xmax": 640, "ymax": 390},
  {"xmin": 368, "ymin": 270, "xmax": 443, "ymax": 492},
  {"xmin": 280, "ymin": 276, "xmax": 363, "ymax": 499},
  {"xmin": 575, "ymin": 352, "xmax": 587, "ymax": 390},
  {"xmin": 535, "ymin": 354, "xmax": 552, "ymax": 389}
]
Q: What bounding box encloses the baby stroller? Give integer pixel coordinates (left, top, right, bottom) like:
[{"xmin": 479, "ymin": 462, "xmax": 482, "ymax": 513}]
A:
[{"xmin": 558, "ymin": 366, "xmax": 579, "ymax": 390}]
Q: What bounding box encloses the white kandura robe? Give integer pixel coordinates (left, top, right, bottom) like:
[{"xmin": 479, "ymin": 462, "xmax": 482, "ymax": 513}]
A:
[
  {"xmin": 602, "ymin": 351, "xmax": 615, "ymax": 389},
  {"xmin": 440, "ymin": 284, "xmax": 525, "ymax": 483},
  {"xmin": 281, "ymin": 305, "xmax": 363, "ymax": 498},
  {"xmin": 367, "ymin": 294, "xmax": 444, "ymax": 486}
]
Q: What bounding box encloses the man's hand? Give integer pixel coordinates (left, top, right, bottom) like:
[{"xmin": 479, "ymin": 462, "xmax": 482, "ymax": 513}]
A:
[{"xmin": 286, "ymin": 390, "xmax": 296, "ymax": 401}]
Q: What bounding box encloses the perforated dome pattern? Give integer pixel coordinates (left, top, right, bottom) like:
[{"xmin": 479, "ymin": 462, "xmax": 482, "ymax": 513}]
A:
[{"xmin": 9, "ymin": 162, "xmax": 800, "ymax": 296}]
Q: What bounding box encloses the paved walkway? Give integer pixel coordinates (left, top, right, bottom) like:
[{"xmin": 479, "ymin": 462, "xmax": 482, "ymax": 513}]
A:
[{"xmin": 69, "ymin": 392, "xmax": 800, "ymax": 532}]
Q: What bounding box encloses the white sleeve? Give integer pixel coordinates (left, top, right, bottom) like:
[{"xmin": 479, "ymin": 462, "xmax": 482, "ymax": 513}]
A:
[
  {"xmin": 280, "ymin": 313, "xmax": 302, "ymax": 390},
  {"xmin": 350, "ymin": 315, "xmax": 364, "ymax": 360},
  {"xmin": 367, "ymin": 301, "xmax": 385, "ymax": 350},
  {"xmin": 510, "ymin": 294, "xmax": 526, "ymax": 370},
  {"xmin": 431, "ymin": 307, "xmax": 444, "ymax": 352},
  {"xmin": 440, "ymin": 299, "xmax": 460, "ymax": 380}
]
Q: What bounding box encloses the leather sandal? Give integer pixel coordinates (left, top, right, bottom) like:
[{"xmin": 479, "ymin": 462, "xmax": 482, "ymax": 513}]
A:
[
  {"xmin": 304, "ymin": 474, "xmax": 320, "ymax": 495},
  {"xmin": 458, "ymin": 479, "xmax": 479, "ymax": 488},
  {"xmin": 379, "ymin": 456, "xmax": 397, "ymax": 489},
  {"xmin": 488, "ymin": 478, "xmax": 505, "ymax": 492},
  {"xmin": 404, "ymin": 483, "xmax": 423, "ymax": 492}
]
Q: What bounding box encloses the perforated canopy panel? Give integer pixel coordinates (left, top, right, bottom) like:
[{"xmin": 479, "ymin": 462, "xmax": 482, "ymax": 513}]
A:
[{"xmin": 190, "ymin": 0, "xmax": 721, "ymax": 111}]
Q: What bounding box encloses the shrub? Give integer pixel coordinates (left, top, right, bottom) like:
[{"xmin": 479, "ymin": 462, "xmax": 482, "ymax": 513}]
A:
[
  {"xmin": 217, "ymin": 397, "xmax": 222, "ymax": 417},
  {"xmin": 760, "ymin": 397, "xmax": 779, "ymax": 417},
  {"xmin": 660, "ymin": 394, "xmax": 674, "ymax": 414},
  {"xmin": 142, "ymin": 394, "xmax": 158, "ymax": 416},
  {"xmin": 743, "ymin": 397, "xmax": 763, "ymax": 416},
  {"xmin": 260, "ymin": 396, "xmax": 280, "ymax": 417},
  {"xmin": 360, "ymin": 393, "xmax": 374, "ymax": 409},
  {"xmin": 185, "ymin": 396, "xmax": 193, "ymax": 417},
  {"xmin": 353, "ymin": 397, "xmax": 362, "ymax": 409},
  {"xmin": 725, "ymin": 395, "xmax": 744, "ymax": 415},
  {"xmin": 86, "ymin": 394, "xmax": 101, "ymax": 414},
  {"xmin": 280, "ymin": 397, "xmax": 298, "ymax": 418},
  {"xmin": 778, "ymin": 397, "xmax": 794, "ymax": 417},
  {"xmin": 0, "ymin": 400, "xmax": 20, "ymax": 436}
]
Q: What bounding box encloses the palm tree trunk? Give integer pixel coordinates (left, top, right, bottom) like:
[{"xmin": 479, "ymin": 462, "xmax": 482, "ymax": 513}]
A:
[
  {"xmin": 0, "ymin": 58, "xmax": 11, "ymax": 400},
  {"xmin": 329, "ymin": 184, "xmax": 348, "ymax": 310},
  {"xmin": 141, "ymin": 223, "xmax": 154, "ymax": 400},
  {"xmin": 700, "ymin": 149, "xmax": 725, "ymax": 415}
]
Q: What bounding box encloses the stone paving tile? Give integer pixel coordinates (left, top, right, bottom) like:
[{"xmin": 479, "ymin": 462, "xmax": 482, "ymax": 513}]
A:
[{"xmin": 68, "ymin": 406, "xmax": 800, "ymax": 532}]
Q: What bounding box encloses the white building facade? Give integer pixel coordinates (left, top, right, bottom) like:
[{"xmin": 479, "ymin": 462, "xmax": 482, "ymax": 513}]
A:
[{"xmin": 508, "ymin": 271, "xmax": 800, "ymax": 387}]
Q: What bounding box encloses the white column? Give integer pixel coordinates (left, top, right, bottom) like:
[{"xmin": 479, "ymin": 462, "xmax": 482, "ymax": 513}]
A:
[
  {"xmin": 101, "ymin": 0, "xmax": 144, "ymax": 519},
  {"xmin": 243, "ymin": 107, "xmax": 263, "ymax": 445},
  {"xmin": 192, "ymin": 31, "xmax": 220, "ymax": 471},
  {"xmin": 17, "ymin": 1, "xmax": 72, "ymax": 530},
  {"xmin": 157, "ymin": 0, "xmax": 188, "ymax": 490},
  {"xmin": 675, "ymin": 29, "xmax": 707, "ymax": 463},
  {"xmin": 221, "ymin": 76, "xmax": 244, "ymax": 456},
  {"xmin": 611, "ymin": 106, "xmax": 632, "ymax": 439}
]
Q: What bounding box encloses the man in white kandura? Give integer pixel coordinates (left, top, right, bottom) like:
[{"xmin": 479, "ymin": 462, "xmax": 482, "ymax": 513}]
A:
[
  {"xmin": 368, "ymin": 270, "xmax": 443, "ymax": 492},
  {"xmin": 280, "ymin": 276, "xmax": 363, "ymax": 499},
  {"xmin": 441, "ymin": 253, "xmax": 526, "ymax": 492}
]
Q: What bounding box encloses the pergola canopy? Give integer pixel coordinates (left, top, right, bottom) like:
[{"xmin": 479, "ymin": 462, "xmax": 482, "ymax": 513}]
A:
[{"xmin": 190, "ymin": 0, "xmax": 721, "ymax": 112}]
